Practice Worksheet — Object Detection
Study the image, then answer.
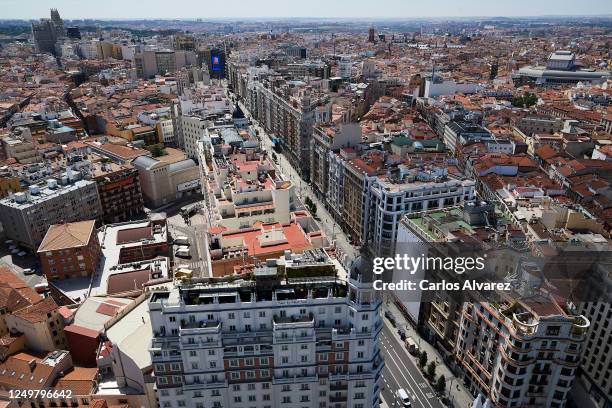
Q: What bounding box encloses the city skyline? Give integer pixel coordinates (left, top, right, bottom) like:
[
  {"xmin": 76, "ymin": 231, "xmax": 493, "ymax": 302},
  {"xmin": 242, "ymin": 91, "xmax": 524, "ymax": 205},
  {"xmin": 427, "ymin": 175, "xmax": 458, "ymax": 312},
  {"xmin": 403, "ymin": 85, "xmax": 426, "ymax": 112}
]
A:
[{"xmin": 2, "ymin": 0, "xmax": 612, "ymax": 19}]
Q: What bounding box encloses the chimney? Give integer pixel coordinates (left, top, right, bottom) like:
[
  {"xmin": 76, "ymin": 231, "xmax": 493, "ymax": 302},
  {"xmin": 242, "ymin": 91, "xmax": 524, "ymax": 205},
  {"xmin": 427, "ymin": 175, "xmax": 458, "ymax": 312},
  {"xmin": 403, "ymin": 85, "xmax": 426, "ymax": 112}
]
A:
[{"xmin": 28, "ymin": 359, "xmax": 36, "ymax": 372}]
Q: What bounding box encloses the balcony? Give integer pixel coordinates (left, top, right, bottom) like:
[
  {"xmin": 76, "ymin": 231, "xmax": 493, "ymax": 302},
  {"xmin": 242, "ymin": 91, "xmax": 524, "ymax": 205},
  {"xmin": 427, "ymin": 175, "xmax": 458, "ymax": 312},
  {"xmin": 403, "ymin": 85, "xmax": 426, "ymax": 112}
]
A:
[{"xmin": 179, "ymin": 320, "xmax": 221, "ymax": 334}]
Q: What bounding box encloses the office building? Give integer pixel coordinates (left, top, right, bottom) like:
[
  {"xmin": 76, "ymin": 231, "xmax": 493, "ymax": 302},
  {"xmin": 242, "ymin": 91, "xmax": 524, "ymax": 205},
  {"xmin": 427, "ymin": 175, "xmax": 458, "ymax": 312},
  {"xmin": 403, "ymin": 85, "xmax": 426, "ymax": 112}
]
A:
[
  {"xmin": 31, "ymin": 9, "xmax": 65, "ymax": 55},
  {"xmin": 135, "ymin": 50, "xmax": 197, "ymax": 79}
]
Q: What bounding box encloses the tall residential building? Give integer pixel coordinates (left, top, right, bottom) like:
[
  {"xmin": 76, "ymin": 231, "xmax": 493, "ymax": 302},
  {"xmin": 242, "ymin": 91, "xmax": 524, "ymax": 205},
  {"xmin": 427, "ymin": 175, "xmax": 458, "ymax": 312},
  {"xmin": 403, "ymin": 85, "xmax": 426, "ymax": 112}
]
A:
[
  {"xmin": 457, "ymin": 299, "xmax": 588, "ymax": 408},
  {"xmin": 148, "ymin": 249, "xmax": 384, "ymax": 408},
  {"xmin": 0, "ymin": 179, "xmax": 102, "ymax": 249},
  {"xmin": 91, "ymin": 162, "xmax": 145, "ymax": 224},
  {"xmin": 310, "ymin": 122, "xmax": 361, "ymax": 201}
]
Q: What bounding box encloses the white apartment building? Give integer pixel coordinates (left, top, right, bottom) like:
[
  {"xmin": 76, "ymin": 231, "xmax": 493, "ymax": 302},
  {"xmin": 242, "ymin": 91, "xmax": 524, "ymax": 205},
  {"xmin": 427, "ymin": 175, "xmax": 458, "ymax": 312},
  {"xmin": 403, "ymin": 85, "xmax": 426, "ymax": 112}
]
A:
[
  {"xmin": 0, "ymin": 178, "xmax": 102, "ymax": 249},
  {"xmin": 368, "ymin": 168, "xmax": 475, "ymax": 256},
  {"xmin": 148, "ymin": 251, "xmax": 384, "ymax": 408}
]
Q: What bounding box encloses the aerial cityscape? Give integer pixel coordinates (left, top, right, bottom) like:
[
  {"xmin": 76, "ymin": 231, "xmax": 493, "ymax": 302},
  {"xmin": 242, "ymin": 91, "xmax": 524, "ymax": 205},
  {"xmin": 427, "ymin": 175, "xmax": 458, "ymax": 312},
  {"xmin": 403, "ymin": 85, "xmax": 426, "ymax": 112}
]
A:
[{"xmin": 0, "ymin": 1, "xmax": 611, "ymax": 408}]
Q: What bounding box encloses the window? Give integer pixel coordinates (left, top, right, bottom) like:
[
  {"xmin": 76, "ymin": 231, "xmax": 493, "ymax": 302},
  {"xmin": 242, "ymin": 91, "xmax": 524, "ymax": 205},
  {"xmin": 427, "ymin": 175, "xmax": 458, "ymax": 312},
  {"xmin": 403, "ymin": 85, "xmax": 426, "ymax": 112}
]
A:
[
  {"xmin": 189, "ymin": 350, "xmax": 196, "ymax": 357},
  {"xmin": 260, "ymin": 357, "xmax": 269, "ymax": 365}
]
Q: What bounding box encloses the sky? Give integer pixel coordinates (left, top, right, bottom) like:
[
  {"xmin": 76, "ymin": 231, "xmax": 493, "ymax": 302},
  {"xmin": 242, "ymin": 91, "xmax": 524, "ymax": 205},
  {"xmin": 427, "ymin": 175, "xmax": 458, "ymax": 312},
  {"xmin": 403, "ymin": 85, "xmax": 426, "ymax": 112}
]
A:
[{"xmin": 2, "ymin": 0, "xmax": 612, "ymax": 20}]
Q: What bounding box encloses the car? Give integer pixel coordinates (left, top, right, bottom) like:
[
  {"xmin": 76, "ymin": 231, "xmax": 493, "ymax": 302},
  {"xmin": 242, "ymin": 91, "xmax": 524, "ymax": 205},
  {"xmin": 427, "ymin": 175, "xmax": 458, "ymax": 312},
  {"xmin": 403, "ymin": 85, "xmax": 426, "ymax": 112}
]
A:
[
  {"xmin": 175, "ymin": 248, "xmax": 191, "ymax": 258},
  {"xmin": 396, "ymin": 389, "xmax": 412, "ymax": 407},
  {"xmin": 10, "ymin": 249, "xmax": 19, "ymax": 255},
  {"xmin": 405, "ymin": 337, "xmax": 419, "ymax": 355},
  {"xmin": 17, "ymin": 251, "xmax": 27, "ymax": 257},
  {"xmin": 23, "ymin": 268, "xmax": 36, "ymax": 275},
  {"xmin": 398, "ymin": 329, "xmax": 407, "ymax": 341}
]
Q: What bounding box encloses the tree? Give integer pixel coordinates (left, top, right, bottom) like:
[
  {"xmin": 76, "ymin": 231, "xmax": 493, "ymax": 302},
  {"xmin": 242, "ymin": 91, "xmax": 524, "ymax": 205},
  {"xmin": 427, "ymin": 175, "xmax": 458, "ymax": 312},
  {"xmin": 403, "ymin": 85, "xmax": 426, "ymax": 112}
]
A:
[
  {"xmin": 272, "ymin": 152, "xmax": 278, "ymax": 162},
  {"xmin": 426, "ymin": 361, "xmax": 436, "ymax": 380},
  {"xmin": 435, "ymin": 375, "xmax": 446, "ymax": 394},
  {"xmin": 418, "ymin": 351, "xmax": 428, "ymax": 369},
  {"xmin": 512, "ymin": 92, "xmax": 538, "ymax": 108}
]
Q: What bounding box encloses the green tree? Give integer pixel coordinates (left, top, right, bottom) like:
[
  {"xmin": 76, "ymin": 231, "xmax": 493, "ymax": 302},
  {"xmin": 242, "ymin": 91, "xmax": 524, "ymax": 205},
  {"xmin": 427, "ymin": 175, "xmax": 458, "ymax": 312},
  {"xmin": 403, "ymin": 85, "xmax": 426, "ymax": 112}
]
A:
[
  {"xmin": 435, "ymin": 375, "xmax": 446, "ymax": 394},
  {"xmin": 418, "ymin": 351, "xmax": 428, "ymax": 369},
  {"xmin": 512, "ymin": 92, "xmax": 538, "ymax": 108},
  {"xmin": 426, "ymin": 361, "xmax": 437, "ymax": 380}
]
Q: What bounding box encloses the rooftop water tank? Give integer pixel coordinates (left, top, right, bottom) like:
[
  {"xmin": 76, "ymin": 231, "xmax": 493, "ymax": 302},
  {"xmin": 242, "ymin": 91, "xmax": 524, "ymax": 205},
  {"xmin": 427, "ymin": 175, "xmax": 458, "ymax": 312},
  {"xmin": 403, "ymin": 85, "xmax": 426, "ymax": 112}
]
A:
[
  {"xmin": 14, "ymin": 192, "xmax": 27, "ymax": 203},
  {"xmin": 47, "ymin": 178, "xmax": 58, "ymax": 189}
]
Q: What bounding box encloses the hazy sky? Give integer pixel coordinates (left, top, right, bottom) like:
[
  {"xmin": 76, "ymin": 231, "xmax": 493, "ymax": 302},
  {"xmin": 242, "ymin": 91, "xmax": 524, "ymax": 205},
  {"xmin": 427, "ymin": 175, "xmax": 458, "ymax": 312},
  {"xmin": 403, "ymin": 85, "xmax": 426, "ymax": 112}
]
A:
[{"xmin": 2, "ymin": 0, "xmax": 612, "ymax": 19}]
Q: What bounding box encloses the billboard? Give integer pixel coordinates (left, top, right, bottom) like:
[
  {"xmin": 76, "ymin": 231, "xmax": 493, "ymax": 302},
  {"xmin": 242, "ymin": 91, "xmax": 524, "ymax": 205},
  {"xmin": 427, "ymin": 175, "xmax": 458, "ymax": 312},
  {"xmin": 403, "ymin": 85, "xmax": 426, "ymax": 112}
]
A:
[{"xmin": 211, "ymin": 51, "xmax": 223, "ymax": 72}]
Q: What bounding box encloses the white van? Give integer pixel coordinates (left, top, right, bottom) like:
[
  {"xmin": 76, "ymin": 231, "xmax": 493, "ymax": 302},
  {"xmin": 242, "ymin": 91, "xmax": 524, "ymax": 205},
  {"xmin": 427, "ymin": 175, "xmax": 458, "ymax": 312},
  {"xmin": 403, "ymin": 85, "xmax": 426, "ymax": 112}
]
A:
[{"xmin": 396, "ymin": 389, "xmax": 411, "ymax": 407}]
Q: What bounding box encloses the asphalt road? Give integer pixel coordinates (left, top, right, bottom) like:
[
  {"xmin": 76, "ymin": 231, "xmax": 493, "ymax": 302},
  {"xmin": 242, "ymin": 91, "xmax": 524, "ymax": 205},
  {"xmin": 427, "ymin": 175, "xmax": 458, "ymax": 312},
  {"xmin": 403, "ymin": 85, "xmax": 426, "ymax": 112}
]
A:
[
  {"xmin": 380, "ymin": 320, "xmax": 444, "ymax": 408},
  {"xmin": 167, "ymin": 209, "xmax": 211, "ymax": 278}
]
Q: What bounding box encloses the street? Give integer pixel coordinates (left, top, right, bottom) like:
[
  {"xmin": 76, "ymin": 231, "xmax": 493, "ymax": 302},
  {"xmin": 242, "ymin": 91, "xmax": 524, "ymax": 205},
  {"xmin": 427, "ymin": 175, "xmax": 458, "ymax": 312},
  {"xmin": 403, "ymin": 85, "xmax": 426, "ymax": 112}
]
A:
[
  {"xmin": 380, "ymin": 320, "xmax": 444, "ymax": 408},
  {"xmin": 229, "ymin": 93, "xmax": 359, "ymax": 266}
]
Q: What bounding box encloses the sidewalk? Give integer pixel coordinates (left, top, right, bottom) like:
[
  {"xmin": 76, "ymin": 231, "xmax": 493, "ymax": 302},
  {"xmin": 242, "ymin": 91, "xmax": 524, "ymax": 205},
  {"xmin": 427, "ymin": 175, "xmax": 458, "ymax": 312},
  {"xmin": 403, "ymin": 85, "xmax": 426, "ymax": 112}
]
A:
[{"xmin": 385, "ymin": 300, "xmax": 474, "ymax": 408}]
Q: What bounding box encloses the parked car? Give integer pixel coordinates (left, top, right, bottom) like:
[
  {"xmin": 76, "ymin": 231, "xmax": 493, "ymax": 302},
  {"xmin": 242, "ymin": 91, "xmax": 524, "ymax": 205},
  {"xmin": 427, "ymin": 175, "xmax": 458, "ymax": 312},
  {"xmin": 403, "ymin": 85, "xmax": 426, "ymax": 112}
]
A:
[
  {"xmin": 174, "ymin": 236, "xmax": 190, "ymax": 246},
  {"xmin": 398, "ymin": 328, "xmax": 407, "ymax": 341},
  {"xmin": 384, "ymin": 311, "xmax": 397, "ymax": 326},
  {"xmin": 17, "ymin": 251, "xmax": 26, "ymax": 257},
  {"xmin": 405, "ymin": 337, "xmax": 420, "ymax": 355},
  {"xmin": 175, "ymin": 247, "xmax": 191, "ymax": 258}
]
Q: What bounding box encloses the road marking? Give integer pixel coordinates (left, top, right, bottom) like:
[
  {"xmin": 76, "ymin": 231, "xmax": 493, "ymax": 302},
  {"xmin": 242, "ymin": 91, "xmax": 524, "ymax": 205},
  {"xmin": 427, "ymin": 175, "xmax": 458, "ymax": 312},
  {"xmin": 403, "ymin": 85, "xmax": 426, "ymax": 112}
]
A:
[
  {"xmin": 383, "ymin": 357, "xmax": 424, "ymax": 407},
  {"xmin": 381, "ymin": 331, "xmax": 437, "ymax": 408}
]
